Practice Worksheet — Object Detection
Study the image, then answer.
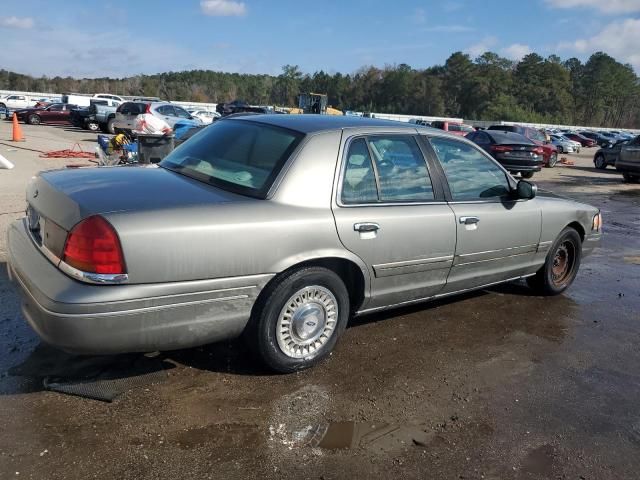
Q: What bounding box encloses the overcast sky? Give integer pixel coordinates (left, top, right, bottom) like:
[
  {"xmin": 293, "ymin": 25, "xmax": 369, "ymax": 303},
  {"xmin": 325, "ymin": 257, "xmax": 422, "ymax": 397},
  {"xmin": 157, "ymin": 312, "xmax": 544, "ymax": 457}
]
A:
[{"xmin": 0, "ymin": 0, "xmax": 639, "ymax": 78}]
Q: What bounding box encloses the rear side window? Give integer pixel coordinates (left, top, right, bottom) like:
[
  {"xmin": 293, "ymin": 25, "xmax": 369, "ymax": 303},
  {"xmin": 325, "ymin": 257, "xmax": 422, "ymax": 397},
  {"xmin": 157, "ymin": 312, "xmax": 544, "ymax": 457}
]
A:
[
  {"xmin": 429, "ymin": 137, "xmax": 510, "ymax": 201},
  {"xmin": 341, "ymin": 135, "xmax": 434, "ymax": 204},
  {"xmin": 160, "ymin": 120, "xmax": 303, "ymax": 197}
]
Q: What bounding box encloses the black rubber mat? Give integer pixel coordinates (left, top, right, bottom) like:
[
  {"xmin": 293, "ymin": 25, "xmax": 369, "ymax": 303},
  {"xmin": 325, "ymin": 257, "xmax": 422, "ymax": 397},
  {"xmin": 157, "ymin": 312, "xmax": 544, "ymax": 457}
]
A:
[{"xmin": 10, "ymin": 344, "xmax": 171, "ymax": 402}]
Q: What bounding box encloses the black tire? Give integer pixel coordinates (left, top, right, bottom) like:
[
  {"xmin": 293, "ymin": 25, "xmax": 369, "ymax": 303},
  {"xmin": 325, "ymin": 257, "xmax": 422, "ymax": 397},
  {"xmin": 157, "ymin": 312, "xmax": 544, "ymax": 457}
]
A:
[
  {"xmin": 521, "ymin": 171, "xmax": 535, "ymax": 179},
  {"xmin": 527, "ymin": 227, "xmax": 582, "ymax": 295},
  {"xmin": 86, "ymin": 121, "xmax": 99, "ymax": 132},
  {"xmin": 106, "ymin": 117, "xmax": 116, "ymax": 134},
  {"xmin": 594, "ymin": 155, "xmax": 607, "ymax": 170},
  {"xmin": 557, "ymin": 145, "xmax": 564, "ymax": 154},
  {"xmin": 622, "ymin": 172, "xmax": 640, "ymax": 183},
  {"xmin": 246, "ymin": 266, "xmax": 350, "ymax": 373},
  {"xmin": 547, "ymin": 152, "xmax": 558, "ymax": 168},
  {"xmin": 27, "ymin": 114, "xmax": 41, "ymax": 125}
]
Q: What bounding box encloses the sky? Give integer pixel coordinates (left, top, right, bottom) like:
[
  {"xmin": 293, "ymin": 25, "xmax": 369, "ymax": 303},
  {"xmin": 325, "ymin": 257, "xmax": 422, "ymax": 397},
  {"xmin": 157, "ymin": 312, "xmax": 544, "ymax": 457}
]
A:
[{"xmin": 0, "ymin": 0, "xmax": 639, "ymax": 78}]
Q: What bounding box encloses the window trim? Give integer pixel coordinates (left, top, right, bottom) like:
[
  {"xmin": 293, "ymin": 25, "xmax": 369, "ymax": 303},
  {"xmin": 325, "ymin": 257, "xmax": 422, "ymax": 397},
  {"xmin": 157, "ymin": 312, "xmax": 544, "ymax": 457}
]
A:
[
  {"xmin": 337, "ymin": 133, "xmax": 444, "ymax": 208},
  {"xmin": 420, "ymin": 134, "xmax": 518, "ymax": 204}
]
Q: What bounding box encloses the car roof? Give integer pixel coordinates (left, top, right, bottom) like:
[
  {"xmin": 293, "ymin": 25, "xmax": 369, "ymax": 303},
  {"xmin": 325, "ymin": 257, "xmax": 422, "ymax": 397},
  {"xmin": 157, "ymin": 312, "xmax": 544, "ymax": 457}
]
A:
[{"xmin": 229, "ymin": 114, "xmax": 416, "ymax": 134}]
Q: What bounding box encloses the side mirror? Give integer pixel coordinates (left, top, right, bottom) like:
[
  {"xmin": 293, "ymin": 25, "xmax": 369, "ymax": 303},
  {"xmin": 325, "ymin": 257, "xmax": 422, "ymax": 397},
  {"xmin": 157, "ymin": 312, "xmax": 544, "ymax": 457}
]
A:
[{"xmin": 516, "ymin": 180, "xmax": 537, "ymax": 200}]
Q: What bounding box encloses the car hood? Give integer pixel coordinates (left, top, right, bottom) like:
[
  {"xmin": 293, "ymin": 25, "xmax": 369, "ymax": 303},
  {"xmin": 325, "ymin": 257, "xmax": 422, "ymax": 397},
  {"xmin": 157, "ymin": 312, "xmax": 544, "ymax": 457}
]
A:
[{"xmin": 30, "ymin": 165, "xmax": 252, "ymax": 230}]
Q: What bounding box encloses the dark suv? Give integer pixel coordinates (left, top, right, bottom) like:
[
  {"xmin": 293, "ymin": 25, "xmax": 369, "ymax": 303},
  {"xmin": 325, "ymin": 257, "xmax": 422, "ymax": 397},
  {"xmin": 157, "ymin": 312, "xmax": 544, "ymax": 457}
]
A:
[{"xmin": 488, "ymin": 125, "xmax": 558, "ymax": 167}]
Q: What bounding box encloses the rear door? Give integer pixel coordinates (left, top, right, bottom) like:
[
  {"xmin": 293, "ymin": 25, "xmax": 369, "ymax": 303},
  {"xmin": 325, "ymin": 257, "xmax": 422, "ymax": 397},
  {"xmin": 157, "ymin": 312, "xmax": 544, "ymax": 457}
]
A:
[
  {"xmin": 617, "ymin": 136, "xmax": 640, "ymax": 173},
  {"xmin": 424, "ymin": 135, "xmax": 541, "ymax": 293},
  {"xmin": 332, "ymin": 134, "xmax": 456, "ymax": 310}
]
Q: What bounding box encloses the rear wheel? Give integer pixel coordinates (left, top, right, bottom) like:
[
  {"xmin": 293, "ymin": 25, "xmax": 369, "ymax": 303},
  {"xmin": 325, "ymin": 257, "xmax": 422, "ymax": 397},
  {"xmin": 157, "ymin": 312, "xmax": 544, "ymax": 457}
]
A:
[
  {"xmin": 594, "ymin": 154, "xmax": 607, "ymax": 170},
  {"xmin": 106, "ymin": 117, "xmax": 116, "ymax": 134},
  {"xmin": 86, "ymin": 121, "xmax": 99, "ymax": 132},
  {"xmin": 622, "ymin": 172, "xmax": 640, "ymax": 183},
  {"xmin": 521, "ymin": 171, "xmax": 535, "ymax": 179},
  {"xmin": 247, "ymin": 267, "xmax": 350, "ymax": 373},
  {"xmin": 527, "ymin": 227, "xmax": 581, "ymax": 295},
  {"xmin": 547, "ymin": 152, "xmax": 558, "ymax": 168},
  {"xmin": 27, "ymin": 114, "xmax": 41, "ymax": 125}
]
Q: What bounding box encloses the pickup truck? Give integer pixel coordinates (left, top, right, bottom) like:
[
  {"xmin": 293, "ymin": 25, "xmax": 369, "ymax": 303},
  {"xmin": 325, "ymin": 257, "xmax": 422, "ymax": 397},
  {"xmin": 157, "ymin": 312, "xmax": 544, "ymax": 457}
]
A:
[
  {"xmin": 0, "ymin": 94, "xmax": 37, "ymax": 111},
  {"xmin": 90, "ymin": 102, "xmax": 118, "ymax": 133}
]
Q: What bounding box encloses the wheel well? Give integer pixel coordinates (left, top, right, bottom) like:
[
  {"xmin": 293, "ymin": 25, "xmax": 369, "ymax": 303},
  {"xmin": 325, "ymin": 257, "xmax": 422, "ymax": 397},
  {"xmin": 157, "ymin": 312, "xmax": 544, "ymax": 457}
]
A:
[
  {"xmin": 567, "ymin": 221, "xmax": 585, "ymax": 242},
  {"xmin": 260, "ymin": 258, "xmax": 366, "ymax": 314}
]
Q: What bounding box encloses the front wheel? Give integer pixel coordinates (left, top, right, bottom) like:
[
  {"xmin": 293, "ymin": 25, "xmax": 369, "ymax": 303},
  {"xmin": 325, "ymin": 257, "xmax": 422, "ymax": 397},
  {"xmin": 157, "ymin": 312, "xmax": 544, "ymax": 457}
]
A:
[
  {"xmin": 527, "ymin": 227, "xmax": 582, "ymax": 295},
  {"xmin": 521, "ymin": 171, "xmax": 535, "ymax": 179},
  {"xmin": 27, "ymin": 114, "xmax": 41, "ymax": 125},
  {"xmin": 594, "ymin": 155, "xmax": 607, "ymax": 170},
  {"xmin": 547, "ymin": 152, "xmax": 558, "ymax": 168},
  {"xmin": 247, "ymin": 267, "xmax": 350, "ymax": 373},
  {"xmin": 86, "ymin": 121, "xmax": 99, "ymax": 132}
]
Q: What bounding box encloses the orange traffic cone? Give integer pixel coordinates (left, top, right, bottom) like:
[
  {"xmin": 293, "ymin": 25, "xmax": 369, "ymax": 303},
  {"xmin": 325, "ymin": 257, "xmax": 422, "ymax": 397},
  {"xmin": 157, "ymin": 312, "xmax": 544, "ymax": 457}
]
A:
[{"xmin": 12, "ymin": 113, "xmax": 25, "ymax": 142}]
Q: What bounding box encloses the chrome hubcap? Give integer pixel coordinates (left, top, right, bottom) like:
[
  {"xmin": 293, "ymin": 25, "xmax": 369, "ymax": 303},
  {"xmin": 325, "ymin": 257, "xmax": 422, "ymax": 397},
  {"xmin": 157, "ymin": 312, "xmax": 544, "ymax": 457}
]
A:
[{"xmin": 276, "ymin": 286, "xmax": 338, "ymax": 359}]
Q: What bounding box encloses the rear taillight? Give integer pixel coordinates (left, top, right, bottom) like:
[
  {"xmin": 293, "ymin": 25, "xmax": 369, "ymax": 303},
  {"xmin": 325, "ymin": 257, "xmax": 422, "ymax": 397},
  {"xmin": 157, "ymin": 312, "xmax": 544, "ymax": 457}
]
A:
[
  {"xmin": 145, "ymin": 103, "xmax": 151, "ymax": 114},
  {"xmin": 491, "ymin": 145, "xmax": 513, "ymax": 152},
  {"xmin": 62, "ymin": 216, "xmax": 126, "ymax": 275}
]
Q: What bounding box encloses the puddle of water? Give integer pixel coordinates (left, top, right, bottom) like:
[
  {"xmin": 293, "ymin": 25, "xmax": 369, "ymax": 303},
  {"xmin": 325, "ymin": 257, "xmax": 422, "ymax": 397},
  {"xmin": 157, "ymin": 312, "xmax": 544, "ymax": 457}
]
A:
[{"xmin": 303, "ymin": 421, "xmax": 432, "ymax": 451}]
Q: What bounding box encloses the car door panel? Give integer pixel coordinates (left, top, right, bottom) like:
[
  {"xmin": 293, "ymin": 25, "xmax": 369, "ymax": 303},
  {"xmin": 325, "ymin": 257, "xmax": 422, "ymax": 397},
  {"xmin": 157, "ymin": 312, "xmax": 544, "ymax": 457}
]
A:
[
  {"xmin": 331, "ymin": 134, "xmax": 456, "ymax": 310},
  {"xmin": 425, "ymin": 135, "xmax": 542, "ymax": 293}
]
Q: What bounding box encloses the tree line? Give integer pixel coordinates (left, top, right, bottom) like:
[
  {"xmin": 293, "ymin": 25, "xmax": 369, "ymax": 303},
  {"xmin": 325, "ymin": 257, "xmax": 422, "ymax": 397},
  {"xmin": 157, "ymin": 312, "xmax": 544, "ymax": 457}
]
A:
[{"xmin": 1, "ymin": 51, "xmax": 638, "ymax": 128}]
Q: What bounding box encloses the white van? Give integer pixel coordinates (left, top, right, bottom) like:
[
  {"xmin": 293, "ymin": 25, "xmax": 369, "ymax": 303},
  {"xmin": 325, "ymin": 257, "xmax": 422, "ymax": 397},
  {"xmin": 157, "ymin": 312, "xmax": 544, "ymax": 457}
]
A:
[{"xmin": 61, "ymin": 93, "xmax": 92, "ymax": 107}]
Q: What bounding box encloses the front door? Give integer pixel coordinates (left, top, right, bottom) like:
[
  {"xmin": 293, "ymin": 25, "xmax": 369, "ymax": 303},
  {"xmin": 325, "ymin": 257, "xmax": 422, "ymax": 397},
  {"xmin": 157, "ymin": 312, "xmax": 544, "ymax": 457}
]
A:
[
  {"xmin": 332, "ymin": 134, "xmax": 456, "ymax": 310},
  {"xmin": 425, "ymin": 136, "xmax": 541, "ymax": 293}
]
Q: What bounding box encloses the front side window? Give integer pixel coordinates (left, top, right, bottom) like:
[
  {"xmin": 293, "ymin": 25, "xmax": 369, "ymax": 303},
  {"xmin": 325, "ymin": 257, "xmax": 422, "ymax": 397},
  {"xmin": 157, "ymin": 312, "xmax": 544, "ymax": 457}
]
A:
[
  {"xmin": 341, "ymin": 135, "xmax": 434, "ymax": 204},
  {"xmin": 429, "ymin": 137, "xmax": 511, "ymax": 201},
  {"xmin": 174, "ymin": 106, "xmax": 192, "ymax": 118},
  {"xmin": 160, "ymin": 119, "xmax": 303, "ymax": 197}
]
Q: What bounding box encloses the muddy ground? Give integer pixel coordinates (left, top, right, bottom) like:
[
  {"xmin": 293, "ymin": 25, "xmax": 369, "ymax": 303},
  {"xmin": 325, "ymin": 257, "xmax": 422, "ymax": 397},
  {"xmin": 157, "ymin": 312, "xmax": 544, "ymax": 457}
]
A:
[{"xmin": 0, "ymin": 122, "xmax": 639, "ymax": 479}]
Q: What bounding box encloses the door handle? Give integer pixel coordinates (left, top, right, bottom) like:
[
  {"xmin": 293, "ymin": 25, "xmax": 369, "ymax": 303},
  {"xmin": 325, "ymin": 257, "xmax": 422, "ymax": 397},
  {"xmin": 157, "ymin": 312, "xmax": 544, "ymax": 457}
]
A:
[
  {"xmin": 354, "ymin": 222, "xmax": 380, "ymax": 233},
  {"xmin": 459, "ymin": 216, "xmax": 479, "ymax": 225}
]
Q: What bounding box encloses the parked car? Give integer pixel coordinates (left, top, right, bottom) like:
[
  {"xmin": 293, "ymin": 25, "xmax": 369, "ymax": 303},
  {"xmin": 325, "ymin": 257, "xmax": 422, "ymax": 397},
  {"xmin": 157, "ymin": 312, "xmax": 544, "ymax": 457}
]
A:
[
  {"xmin": 549, "ymin": 134, "xmax": 579, "ymax": 154},
  {"xmin": 615, "ymin": 135, "xmax": 640, "ymax": 182},
  {"xmin": 593, "ymin": 140, "xmax": 629, "ymax": 169},
  {"xmin": 189, "ymin": 110, "xmax": 220, "ymax": 125},
  {"xmin": 90, "ymin": 101, "xmax": 118, "ymax": 133},
  {"xmin": 431, "ymin": 121, "xmax": 475, "ymax": 136},
  {"xmin": 33, "ymin": 98, "xmax": 61, "ymax": 108},
  {"xmin": 409, "ymin": 119, "xmax": 432, "ymax": 127},
  {"xmin": 7, "ymin": 115, "xmax": 602, "ymax": 372},
  {"xmin": 15, "ymin": 103, "xmax": 77, "ymax": 125},
  {"xmin": 466, "ymin": 129, "xmax": 543, "ymax": 178},
  {"xmin": 564, "ymin": 132, "xmax": 596, "ymax": 148},
  {"xmin": 0, "ymin": 94, "xmax": 36, "ymax": 110},
  {"xmin": 113, "ymin": 101, "xmax": 202, "ymax": 134},
  {"xmin": 578, "ymin": 131, "xmax": 610, "ymax": 147},
  {"xmin": 488, "ymin": 125, "xmax": 559, "ymax": 167}
]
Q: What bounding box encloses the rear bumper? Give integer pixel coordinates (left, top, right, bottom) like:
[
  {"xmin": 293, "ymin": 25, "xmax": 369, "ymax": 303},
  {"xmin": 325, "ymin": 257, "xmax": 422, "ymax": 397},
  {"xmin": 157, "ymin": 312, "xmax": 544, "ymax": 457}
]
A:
[
  {"xmin": 498, "ymin": 162, "xmax": 542, "ymax": 172},
  {"xmin": 7, "ymin": 219, "xmax": 272, "ymax": 354}
]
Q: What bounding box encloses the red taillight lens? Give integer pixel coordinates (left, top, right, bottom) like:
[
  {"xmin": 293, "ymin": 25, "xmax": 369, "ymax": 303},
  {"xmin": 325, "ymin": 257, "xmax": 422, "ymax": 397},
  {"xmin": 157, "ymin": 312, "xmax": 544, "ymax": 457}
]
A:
[
  {"xmin": 491, "ymin": 145, "xmax": 513, "ymax": 152},
  {"xmin": 533, "ymin": 147, "xmax": 544, "ymax": 154},
  {"xmin": 62, "ymin": 216, "xmax": 126, "ymax": 274},
  {"xmin": 145, "ymin": 103, "xmax": 151, "ymax": 114}
]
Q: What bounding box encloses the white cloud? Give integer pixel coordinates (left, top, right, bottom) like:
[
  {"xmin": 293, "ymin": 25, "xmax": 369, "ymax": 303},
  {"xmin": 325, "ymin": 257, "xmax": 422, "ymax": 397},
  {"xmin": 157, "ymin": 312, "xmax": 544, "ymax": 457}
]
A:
[
  {"xmin": 465, "ymin": 36, "xmax": 498, "ymax": 57},
  {"xmin": 0, "ymin": 16, "xmax": 34, "ymax": 29},
  {"xmin": 557, "ymin": 18, "xmax": 640, "ymax": 70},
  {"xmin": 423, "ymin": 25, "xmax": 474, "ymax": 32},
  {"xmin": 545, "ymin": 0, "xmax": 640, "ymax": 13},
  {"xmin": 501, "ymin": 43, "xmax": 532, "ymax": 60},
  {"xmin": 200, "ymin": 0, "xmax": 247, "ymax": 16},
  {"xmin": 413, "ymin": 8, "xmax": 426, "ymax": 24}
]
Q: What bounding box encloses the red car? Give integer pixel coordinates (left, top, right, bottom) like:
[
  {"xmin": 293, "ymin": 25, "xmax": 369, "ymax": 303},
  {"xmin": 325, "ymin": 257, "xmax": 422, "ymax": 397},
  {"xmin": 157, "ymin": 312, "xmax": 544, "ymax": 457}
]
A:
[
  {"xmin": 431, "ymin": 121, "xmax": 475, "ymax": 137},
  {"xmin": 488, "ymin": 125, "xmax": 559, "ymax": 167},
  {"xmin": 15, "ymin": 103, "xmax": 77, "ymax": 125},
  {"xmin": 564, "ymin": 132, "xmax": 597, "ymax": 148}
]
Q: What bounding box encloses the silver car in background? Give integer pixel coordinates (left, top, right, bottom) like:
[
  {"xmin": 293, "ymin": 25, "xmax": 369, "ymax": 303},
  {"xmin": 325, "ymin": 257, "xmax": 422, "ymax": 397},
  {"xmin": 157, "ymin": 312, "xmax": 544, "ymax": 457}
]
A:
[
  {"xmin": 113, "ymin": 101, "xmax": 202, "ymax": 133},
  {"xmin": 550, "ymin": 134, "xmax": 580, "ymax": 154},
  {"xmin": 7, "ymin": 115, "xmax": 602, "ymax": 372}
]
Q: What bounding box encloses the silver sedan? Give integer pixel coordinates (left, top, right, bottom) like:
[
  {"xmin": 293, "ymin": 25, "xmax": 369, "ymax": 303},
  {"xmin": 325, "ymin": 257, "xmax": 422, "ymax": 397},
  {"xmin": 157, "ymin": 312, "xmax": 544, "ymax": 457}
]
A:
[{"xmin": 7, "ymin": 115, "xmax": 602, "ymax": 372}]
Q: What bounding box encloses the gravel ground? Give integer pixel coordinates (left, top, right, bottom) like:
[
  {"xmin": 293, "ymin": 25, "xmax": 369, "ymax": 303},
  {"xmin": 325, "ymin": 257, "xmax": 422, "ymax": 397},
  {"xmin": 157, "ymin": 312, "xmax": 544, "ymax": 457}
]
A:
[{"xmin": 0, "ymin": 122, "xmax": 639, "ymax": 479}]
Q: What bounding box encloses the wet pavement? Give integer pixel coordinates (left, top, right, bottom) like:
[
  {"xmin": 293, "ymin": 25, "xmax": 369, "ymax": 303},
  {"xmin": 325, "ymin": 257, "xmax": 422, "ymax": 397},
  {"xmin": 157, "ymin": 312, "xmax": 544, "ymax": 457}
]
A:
[{"xmin": 0, "ymin": 126, "xmax": 639, "ymax": 479}]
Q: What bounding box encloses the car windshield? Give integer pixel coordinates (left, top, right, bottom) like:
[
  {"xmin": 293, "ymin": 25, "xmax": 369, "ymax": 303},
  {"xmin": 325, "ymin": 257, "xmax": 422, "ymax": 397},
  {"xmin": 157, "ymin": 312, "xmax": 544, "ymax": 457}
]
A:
[{"xmin": 160, "ymin": 119, "xmax": 303, "ymax": 198}]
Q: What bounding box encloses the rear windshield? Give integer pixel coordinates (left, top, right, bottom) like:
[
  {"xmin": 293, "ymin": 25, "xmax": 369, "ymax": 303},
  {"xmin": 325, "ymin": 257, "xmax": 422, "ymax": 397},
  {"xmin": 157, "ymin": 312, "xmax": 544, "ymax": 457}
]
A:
[
  {"xmin": 160, "ymin": 119, "xmax": 303, "ymax": 198},
  {"xmin": 488, "ymin": 131, "xmax": 534, "ymax": 144}
]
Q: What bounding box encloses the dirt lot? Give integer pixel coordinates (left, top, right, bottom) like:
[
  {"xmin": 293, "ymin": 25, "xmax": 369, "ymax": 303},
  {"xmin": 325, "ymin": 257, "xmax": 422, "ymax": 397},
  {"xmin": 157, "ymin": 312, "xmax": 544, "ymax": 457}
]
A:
[{"xmin": 0, "ymin": 121, "xmax": 639, "ymax": 480}]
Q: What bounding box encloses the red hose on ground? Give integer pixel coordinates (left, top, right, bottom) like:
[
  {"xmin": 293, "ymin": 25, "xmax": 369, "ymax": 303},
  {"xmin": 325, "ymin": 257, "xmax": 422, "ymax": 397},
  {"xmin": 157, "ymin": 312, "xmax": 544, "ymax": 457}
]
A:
[{"xmin": 40, "ymin": 143, "xmax": 96, "ymax": 159}]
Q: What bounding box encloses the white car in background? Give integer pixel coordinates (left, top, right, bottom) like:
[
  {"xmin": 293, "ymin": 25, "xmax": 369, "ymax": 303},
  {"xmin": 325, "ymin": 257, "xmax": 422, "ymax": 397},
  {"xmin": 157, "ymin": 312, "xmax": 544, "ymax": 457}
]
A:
[
  {"xmin": 550, "ymin": 134, "xmax": 580, "ymax": 154},
  {"xmin": 0, "ymin": 94, "xmax": 37, "ymax": 110},
  {"xmin": 188, "ymin": 110, "xmax": 220, "ymax": 125}
]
